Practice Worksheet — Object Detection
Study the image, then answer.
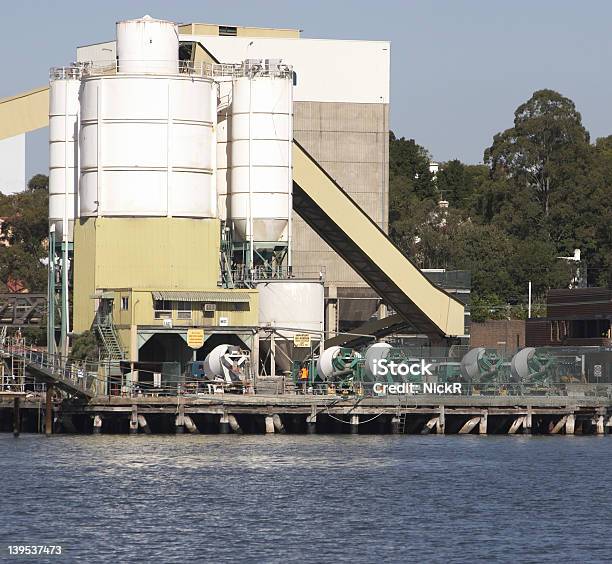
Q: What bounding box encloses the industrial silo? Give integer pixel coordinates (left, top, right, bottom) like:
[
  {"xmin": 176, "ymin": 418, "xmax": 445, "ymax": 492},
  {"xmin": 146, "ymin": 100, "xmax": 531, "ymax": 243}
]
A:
[
  {"xmin": 229, "ymin": 59, "xmax": 293, "ymax": 271},
  {"xmin": 49, "ymin": 68, "xmax": 80, "ymax": 241},
  {"xmin": 257, "ymin": 279, "xmax": 324, "ymax": 375},
  {"xmin": 79, "ymin": 16, "xmax": 217, "ymax": 219}
]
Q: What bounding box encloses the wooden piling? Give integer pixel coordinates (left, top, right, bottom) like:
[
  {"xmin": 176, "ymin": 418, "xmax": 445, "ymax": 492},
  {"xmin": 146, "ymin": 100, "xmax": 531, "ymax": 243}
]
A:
[
  {"xmin": 508, "ymin": 416, "xmax": 524, "ymax": 434},
  {"xmin": 45, "ymin": 385, "xmax": 53, "ymax": 436},
  {"xmin": 479, "ymin": 411, "xmax": 488, "ymax": 435},
  {"xmin": 436, "ymin": 405, "xmax": 445, "ymax": 434},
  {"xmin": 350, "ymin": 414, "xmax": 359, "ymax": 434},
  {"xmin": 129, "ymin": 405, "xmax": 138, "ymax": 435},
  {"xmin": 13, "ymin": 397, "xmax": 20, "ymax": 437},
  {"xmin": 523, "ymin": 406, "xmax": 533, "ymax": 435},
  {"xmin": 550, "ymin": 416, "xmax": 568, "ymax": 434},
  {"xmin": 390, "ymin": 416, "xmax": 401, "ymax": 434},
  {"xmin": 92, "ymin": 415, "xmax": 103, "ymax": 434},
  {"xmin": 458, "ymin": 417, "xmax": 480, "ymax": 434},
  {"xmin": 565, "ymin": 414, "xmax": 576, "ymax": 435},
  {"xmin": 265, "ymin": 415, "xmax": 275, "ymax": 434},
  {"xmin": 219, "ymin": 413, "xmax": 230, "ymax": 434}
]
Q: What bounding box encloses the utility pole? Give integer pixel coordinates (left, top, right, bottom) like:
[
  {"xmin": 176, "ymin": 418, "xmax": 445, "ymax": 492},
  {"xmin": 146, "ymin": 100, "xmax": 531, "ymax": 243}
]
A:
[{"xmin": 528, "ymin": 281, "xmax": 532, "ymax": 319}]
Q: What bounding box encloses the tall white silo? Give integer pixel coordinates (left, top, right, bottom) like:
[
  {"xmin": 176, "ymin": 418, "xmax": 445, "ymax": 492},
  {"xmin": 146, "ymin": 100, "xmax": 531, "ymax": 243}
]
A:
[
  {"xmin": 79, "ymin": 16, "xmax": 217, "ymax": 219},
  {"xmin": 49, "ymin": 69, "xmax": 81, "ymax": 241},
  {"xmin": 116, "ymin": 15, "xmax": 179, "ymax": 75},
  {"xmin": 229, "ymin": 60, "xmax": 293, "ymax": 264}
]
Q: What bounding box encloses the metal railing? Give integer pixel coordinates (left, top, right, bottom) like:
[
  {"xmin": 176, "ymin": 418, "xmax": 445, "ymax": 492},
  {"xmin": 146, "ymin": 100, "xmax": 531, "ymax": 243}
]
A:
[
  {"xmin": 0, "ymin": 340, "xmax": 104, "ymax": 397},
  {"xmin": 50, "ymin": 60, "xmax": 293, "ymax": 81}
]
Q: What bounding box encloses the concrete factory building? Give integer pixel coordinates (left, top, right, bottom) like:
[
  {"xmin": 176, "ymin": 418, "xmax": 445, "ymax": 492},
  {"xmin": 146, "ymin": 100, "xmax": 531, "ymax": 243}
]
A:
[{"xmin": 0, "ymin": 16, "xmax": 464, "ymax": 380}]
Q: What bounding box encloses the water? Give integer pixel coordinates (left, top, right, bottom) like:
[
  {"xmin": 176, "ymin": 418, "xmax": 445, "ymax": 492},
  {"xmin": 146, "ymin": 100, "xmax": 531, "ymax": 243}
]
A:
[{"xmin": 0, "ymin": 434, "xmax": 610, "ymax": 563}]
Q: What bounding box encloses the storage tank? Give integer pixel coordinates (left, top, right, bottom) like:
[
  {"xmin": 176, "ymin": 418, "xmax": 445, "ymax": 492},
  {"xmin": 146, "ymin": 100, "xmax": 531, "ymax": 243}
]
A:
[
  {"xmin": 116, "ymin": 15, "xmax": 178, "ymax": 75},
  {"xmin": 257, "ymin": 281, "xmax": 324, "ymax": 335},
  {"xmin": 49, "ymin": 69, "xmax": 81, "ymax": 241},
  {"xmin": 230, "ymin": 60, "xmax": 292, "ymax": 243},
  {"xmin": 257, "ymin": 280, "xmax": 324, "ymax": 374},
  {"xmin": 79, "ymin": 74, "xmax": 217, "ymax": 218}
]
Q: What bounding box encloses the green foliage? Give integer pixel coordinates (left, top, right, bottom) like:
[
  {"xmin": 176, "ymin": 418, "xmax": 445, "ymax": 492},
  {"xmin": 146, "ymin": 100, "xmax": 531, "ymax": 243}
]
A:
[
  {"xmin": 437, "ymin": 159, "xmax": 474, "ymax": 207},
  {"xmin": 389, "ymin": 90, "xmax": 611, "ymax": 321},
  {"xmin": 389, "ymin": 132, "xmax": 438, "ymax": 202},
  {"xmin": 0, "ymin": 174, "xmax": 49, "ymax": 292},
  {"xmin": 70, "ymin": 331, "xmax": 100, "ymax": 363}
]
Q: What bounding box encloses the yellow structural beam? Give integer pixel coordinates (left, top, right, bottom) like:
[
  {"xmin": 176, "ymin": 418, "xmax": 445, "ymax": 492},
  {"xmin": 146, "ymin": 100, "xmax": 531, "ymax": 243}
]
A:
[
  {"xmin": 0, "ymin": 86, "xmax": 49, "ymax": 141},
  {"xmin": 292, "ymin": 140, "xmax": 465, "ymax": 338}
]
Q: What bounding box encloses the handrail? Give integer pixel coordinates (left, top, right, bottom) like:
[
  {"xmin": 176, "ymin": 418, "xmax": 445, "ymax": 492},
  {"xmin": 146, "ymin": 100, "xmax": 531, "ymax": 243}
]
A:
[{"xmin": 50, "ymin": 60, "xmax": 293, "ymax": 81}]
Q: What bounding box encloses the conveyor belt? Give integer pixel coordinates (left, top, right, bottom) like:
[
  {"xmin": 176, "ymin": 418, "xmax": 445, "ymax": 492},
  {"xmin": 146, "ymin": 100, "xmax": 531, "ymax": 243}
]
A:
[{"xmin": 292, "ymin": 140, "xmax": 464, "ymax": 340}]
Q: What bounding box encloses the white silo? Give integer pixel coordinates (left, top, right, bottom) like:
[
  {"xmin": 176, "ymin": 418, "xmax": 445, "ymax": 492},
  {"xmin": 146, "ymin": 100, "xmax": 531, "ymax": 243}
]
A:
[
  {"xmin": 79, "ymin": 16, "xmax": 217, "ymax": 219},
  {"xmin": 49, "ymin": 68, "xmax": 81, "ymax": 241},
  {"xmin": 116, "ymin": 15, "xmax": 179, "ymax": 75},
  {"xmin": 229, "ymin": 60, "xmax": 293, "ymax": 263}
]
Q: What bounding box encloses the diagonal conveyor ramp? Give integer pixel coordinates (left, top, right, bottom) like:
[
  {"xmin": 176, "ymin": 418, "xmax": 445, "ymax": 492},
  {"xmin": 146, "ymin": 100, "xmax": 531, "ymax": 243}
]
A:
[{"xmin": 292, "ymin": 140, "xmax": 464, "ymax": 340}]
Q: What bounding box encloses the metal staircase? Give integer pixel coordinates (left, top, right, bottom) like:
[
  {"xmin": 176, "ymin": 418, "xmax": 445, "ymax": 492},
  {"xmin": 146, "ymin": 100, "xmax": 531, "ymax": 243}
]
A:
[{"xmin": 94, "ymin": 302, "xmax": 125, "ymax": 361}]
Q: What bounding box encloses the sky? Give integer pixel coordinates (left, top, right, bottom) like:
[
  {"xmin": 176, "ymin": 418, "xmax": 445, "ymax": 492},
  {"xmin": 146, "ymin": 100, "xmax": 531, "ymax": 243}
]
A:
[{"xmin": 3, "ymin": 0, "xmax": 612, "ymax": 178}]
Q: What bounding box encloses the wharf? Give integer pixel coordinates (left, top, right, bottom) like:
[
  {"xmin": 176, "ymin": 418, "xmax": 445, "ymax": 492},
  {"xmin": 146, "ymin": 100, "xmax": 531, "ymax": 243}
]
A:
[{"xmin": 2, "ymin": 392, "xmax": 611, "ymax": 436}]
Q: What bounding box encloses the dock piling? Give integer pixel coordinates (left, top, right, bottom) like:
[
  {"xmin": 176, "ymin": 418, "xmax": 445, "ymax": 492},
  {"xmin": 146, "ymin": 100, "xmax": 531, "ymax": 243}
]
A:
[
  {"xmin": 183, "ymin": 415, "xmax": 199, "ymax": 434},
  {"xmin": 306, "ymin": 409, "xmax": 317, "ymax": 434},
  {"xmin": 45, "ymin": 385, "xmax": 53, "ymax": 436},
  {"xmin": 436, "ymin": 405, "xmax": 445, "ymax": 434},
  {"xmin": 219, "ymin": 413, "xmax": 230, "ymax": 434},
  {"xmin": 13, "ymin": 397, "xmax": 20, "ymax": 437},
  {"xmin": 272, "ymin": 414, "xmax": 285, "ymax": 433},
  {"xmin": 508, "ymin": 416, "xmax": 524, "ymax": 434},
  {"xmin": 390, "ymin": 416, "xmax": 400, "ymax": 434},
  {"xmin": 264, "ymin": 415, "xmax": 275, "ymax": 434},
  {"xmin": 129, "ymin": 405, "xmax": 138, "ymax": 434},
  {"xmin": 550, "ymin": 416, "xmax": 568, "ymax": 434},
  {"xmin": 137, "ymin": 414, "xmax": 151, "ymax": 434},
  {"xmin": 421, "ymin": 416, "xmax": 438, "ymax": 434},
  {"xmin": 350, "ymin": 414, "xmax": 359, "ymax": 434},
  {"xmin": 565, "ymin": 414, "xmax": 576, "ymax": 435},
  {"xmin": 92, "ymin": 415, "xmax": 102, "ymax": 434},
  {"xmin": 479, "ymin": 411, "xmax": 488, "ymax": 435},
  {"xmin": 458, "ymin": 417, "xmax": 480, "ymax": 434}
]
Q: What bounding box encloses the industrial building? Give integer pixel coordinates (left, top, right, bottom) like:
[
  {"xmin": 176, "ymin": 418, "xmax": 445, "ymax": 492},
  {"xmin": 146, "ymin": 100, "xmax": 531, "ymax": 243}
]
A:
[{"xmin": 0, "ymin": 16, "xmax": 464, "ymax": 381}]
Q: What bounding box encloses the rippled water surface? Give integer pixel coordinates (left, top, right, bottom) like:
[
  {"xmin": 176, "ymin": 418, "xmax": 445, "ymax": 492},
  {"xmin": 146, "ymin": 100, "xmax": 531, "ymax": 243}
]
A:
[{"xmin": 0, "ymin": 434, "xmax": 610, "ymax": 563}]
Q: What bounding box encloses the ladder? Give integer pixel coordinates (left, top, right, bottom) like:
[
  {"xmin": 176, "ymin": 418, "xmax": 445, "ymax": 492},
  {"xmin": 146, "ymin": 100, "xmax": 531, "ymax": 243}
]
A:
[
  {"xmin": 398, "ymin": 412, "xmax": 407, "ymax": 434},
  {"xmin": 10, "ymin": 335, "xmax": 26, "ymax": 392}
]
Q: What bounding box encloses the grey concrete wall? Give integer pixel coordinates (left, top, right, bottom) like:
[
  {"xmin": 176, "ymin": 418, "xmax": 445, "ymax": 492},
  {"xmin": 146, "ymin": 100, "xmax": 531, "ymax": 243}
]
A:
[{"xmin": 292, "ymin": 101, "xmax": 389, "ymax": 289}]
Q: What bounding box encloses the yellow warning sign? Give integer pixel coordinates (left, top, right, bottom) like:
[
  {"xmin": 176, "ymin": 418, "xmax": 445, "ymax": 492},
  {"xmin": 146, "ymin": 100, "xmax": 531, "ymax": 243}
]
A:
[
  {"xmin": 293, "ymin": 334, "xmax": 312, "ymax": 348},
  {"xmin": 187, "ymin": 328, "xmax": 205, "ymax": 349}
]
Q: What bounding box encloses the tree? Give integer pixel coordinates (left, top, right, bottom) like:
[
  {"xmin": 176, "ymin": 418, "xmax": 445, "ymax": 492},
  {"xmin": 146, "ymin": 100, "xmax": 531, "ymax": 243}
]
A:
[
  {"xmin": 484, "ymin": 89, "xmax": 593, "ymax": 244},
  {"xmin": 70, "ymin": 331, "xmax": 100, "ymax": 363},
  {"xmin": 437, "ymin": 159, "xmax": 474, "ymax": 208},
  {"xmin": 388, "ymin": 132, "xmax": 439, "ymax": 251},
  {"xmin": 389, "ymin": 132, "xmax": 438, "ymax": 201},
  {"xmin": 27, "ymin": 174, "xmax": 49, "ymax": 191},
  {"xmin": 0, "ymin": 174, "xmax": 49, "ymax": 292}
]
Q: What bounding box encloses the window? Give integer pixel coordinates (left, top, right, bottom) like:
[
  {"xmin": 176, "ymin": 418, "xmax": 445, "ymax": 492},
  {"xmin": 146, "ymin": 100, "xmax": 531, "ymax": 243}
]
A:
[
  {"xmin": 219, "ymin": 26, "xmax": 237, "ymax": 36},
  {"xmin": 154, "ymin": 299, "xmax": 172, "ymax": 319},
  {"xmin": 121, "ymin": 297, "xmax": 129, "ymax": 311},
  {"xmin": 175, "ymin": 301, "xmax": 192, "ymax": 320}
]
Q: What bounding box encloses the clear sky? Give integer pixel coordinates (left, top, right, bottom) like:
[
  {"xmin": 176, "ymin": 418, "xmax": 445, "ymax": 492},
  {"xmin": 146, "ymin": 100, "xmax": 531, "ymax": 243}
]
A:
[{"xmin": 3, "ymin": 0, "xmax": 612, "ymax": 178}]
